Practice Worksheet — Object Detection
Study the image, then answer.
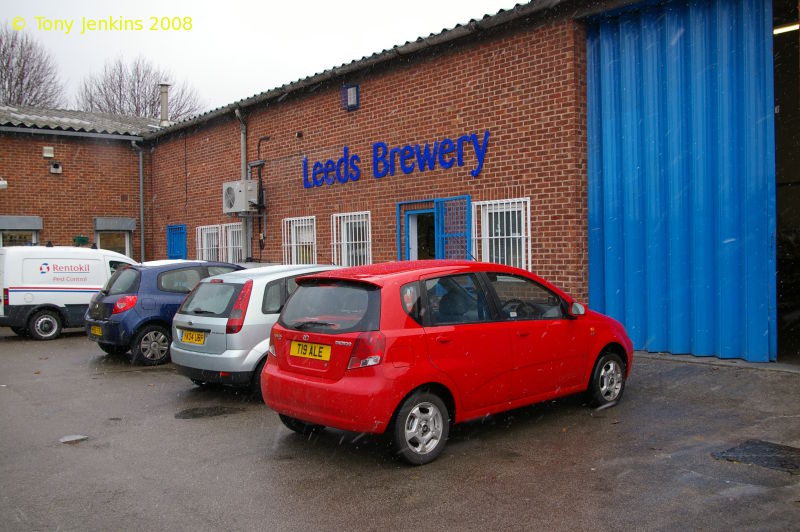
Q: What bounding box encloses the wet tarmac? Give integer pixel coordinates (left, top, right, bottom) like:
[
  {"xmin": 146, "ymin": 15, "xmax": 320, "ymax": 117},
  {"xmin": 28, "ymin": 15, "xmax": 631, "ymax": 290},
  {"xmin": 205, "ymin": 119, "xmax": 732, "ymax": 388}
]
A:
[{"xmin": 0, "ymin": 330, "xmax": 799, "ymax": 530}]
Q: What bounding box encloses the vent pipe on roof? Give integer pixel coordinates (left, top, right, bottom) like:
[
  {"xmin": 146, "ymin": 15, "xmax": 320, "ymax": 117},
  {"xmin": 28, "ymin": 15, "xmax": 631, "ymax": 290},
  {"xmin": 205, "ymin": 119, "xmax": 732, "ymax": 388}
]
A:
[{"xmin": 159, "ymin": 83, "xmax": 171, "ymax": 126}]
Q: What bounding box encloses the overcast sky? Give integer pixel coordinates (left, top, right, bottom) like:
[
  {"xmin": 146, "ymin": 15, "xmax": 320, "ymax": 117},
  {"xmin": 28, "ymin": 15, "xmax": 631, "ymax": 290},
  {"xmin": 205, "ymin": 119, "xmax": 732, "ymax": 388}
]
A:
[{"xmin": 8, "ymin": 0, "xmax": 523, "ymax": 113}]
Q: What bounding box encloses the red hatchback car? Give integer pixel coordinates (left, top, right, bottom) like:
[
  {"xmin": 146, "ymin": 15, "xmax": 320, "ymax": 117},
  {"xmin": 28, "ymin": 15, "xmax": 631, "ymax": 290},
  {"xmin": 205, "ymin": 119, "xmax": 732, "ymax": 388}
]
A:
[{"xmin": 263, "ymin": 260, "xmax": 633, "ymax": 465}]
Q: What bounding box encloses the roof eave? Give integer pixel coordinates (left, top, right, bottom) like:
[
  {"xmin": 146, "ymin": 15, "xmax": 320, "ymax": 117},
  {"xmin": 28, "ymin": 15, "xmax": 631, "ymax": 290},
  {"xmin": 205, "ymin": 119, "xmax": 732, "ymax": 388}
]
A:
[
  {"xmin": 149, "ymin": 0, "xmax": 575, "ymax": 139},
  {"xmin": 0, "ymin": 125, "xmax": 145, "ymax": 141}
]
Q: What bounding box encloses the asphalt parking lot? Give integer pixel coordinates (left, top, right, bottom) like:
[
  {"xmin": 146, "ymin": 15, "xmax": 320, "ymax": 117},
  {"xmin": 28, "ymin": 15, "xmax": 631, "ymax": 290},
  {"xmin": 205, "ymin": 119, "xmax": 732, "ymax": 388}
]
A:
[{"xmin": 1, "ymin": 329, "xmax": 799, "ymax": 531}]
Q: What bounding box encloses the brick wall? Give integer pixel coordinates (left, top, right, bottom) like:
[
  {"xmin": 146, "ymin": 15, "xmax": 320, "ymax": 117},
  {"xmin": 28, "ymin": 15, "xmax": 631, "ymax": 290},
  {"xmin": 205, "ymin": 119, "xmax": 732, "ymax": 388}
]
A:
[
  {"xmin": 148, "ymin": 119, "xmax": 242, "ymax": 260},
  {"xmin": 0, "ymin": 134, "xmax": 146, "ymax": 260},
  {"xmin": 151, "ymin": 18, "xmax": 589, "ymax": 299}
]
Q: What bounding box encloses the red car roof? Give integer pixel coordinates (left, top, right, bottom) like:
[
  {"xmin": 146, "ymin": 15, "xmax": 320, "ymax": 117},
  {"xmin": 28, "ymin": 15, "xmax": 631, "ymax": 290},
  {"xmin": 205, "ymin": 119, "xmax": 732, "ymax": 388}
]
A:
[{"xmin": 301, "ymin": 260, "xmax": 535, "ymax": 287}]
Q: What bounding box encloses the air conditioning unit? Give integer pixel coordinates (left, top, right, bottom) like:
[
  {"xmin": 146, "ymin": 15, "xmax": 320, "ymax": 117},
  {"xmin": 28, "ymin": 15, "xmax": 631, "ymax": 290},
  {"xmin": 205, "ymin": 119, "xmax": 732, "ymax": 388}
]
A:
[{"xmin": 222, "ymin": 180, "xmax": 259, "ymax": 214}]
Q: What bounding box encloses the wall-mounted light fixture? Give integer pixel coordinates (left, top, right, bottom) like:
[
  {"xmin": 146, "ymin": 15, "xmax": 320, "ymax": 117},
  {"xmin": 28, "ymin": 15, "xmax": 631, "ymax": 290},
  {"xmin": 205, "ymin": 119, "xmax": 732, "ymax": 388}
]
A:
[
  {"xmin": 49, "ymin": 161, "xmax": 62, "ymax": 174},
  {"xmin": 0, "ymin": 177, "xmax": 7, "ymax": 190},
  {"xmin": 341, "ymin": 84, "xmax": 359, "ymax": 111}
]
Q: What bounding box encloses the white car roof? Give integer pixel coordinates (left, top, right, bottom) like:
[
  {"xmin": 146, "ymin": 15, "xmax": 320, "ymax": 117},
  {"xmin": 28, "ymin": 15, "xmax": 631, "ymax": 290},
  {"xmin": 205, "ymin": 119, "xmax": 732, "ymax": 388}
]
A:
[{"xmin": 204, "ymin": 264, "xmax": 339, "ymax": 283}]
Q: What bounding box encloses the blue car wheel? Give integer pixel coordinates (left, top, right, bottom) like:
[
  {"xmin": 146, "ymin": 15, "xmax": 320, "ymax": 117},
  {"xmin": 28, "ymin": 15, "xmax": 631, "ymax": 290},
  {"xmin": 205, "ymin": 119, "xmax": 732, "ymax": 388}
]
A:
[{"xmin": 130, "ymin": 325, "xmax": 171, "ymax": 366}]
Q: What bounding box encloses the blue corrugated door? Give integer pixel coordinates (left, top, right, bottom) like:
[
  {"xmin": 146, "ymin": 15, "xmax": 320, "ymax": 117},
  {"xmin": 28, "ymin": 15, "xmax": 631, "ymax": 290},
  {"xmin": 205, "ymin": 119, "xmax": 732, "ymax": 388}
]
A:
[
  {"xmin": 167, "ymin": 224, "xmax": 187, "ymax": 259},
  {"xmin": 587, "ymin": 0, "xmax": 776, "ymax": 361},
  {"xmin": 434, "ymin": 196, "xmax": 471, "ymax": 260}
]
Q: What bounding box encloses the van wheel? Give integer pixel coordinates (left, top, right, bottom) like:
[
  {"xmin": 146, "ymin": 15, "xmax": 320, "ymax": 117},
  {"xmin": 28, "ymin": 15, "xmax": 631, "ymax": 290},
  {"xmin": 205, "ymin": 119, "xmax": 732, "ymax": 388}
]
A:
[
  {"xmin": 28, "ymin": 310, "xmax": 62, "ymax": 341},
  {"xmin": 11, "ymin": 326, "xmax": 29, "ymax": 337},
  {"xmin": 130, "ymin": 325, "xmax": 171, "ymax": 365},
  {"xmin": 392, "ymin": 391, "xmax": 449, "ymax": 465}
]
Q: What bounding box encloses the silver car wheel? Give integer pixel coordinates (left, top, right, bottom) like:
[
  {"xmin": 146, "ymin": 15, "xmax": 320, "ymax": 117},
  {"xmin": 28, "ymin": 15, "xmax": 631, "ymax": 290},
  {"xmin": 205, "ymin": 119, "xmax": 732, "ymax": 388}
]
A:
[
  {"xmin": 139, "ymin": 330, "xmax": 169, "ymax": 361},
  {"xmin": 599, "ymin": 359, "xmax": 623, "ymax": 401},
  {"xmin": 404, "ymin": 401, "xmax": 444, "ymax": 456}
]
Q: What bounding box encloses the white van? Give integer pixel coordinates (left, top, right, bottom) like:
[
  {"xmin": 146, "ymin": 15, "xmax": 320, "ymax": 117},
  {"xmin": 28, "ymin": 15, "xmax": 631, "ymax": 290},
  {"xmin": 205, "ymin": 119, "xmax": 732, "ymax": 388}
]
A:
[{"xmin": 0, "ymin": 246, "xmax": 136, "ymax": 340}]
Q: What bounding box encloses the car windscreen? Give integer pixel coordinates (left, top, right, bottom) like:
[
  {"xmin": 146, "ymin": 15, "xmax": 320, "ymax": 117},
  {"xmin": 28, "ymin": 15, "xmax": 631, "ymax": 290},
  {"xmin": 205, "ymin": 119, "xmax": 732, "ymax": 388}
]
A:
[
  {"xmin": 105, "ymin": 267, "xmax": 140, "ymax": 296},
  {"xmin": 279, "ymin": 280, "xmax": 380, "ymax": 334},
  {"xmin": 178, "ymin": 281, "xmax": 242, "ymax": 317}
]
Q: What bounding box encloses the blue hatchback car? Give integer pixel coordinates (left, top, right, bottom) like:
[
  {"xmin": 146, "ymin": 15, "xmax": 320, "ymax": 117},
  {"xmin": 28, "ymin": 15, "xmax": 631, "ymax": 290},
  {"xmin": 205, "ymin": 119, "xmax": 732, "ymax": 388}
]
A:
[{"xmin": 85, "ymin": 260, "xmax": 243, "ymax": 365}]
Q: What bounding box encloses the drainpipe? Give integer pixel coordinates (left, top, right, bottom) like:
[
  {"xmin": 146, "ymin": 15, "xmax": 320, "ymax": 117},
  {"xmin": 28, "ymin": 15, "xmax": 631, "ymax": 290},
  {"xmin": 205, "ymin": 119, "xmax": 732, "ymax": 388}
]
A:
[
  {"xmin": 234, "ymin": 107, "xmax": 251, "ymax": 260},
  {"xmin": 131, "ymin": 140, "xmax": 145, "ymax": 261},
  {"xmin": 234, "ymin": 107, "xmax": 247, "ymax": 180}
]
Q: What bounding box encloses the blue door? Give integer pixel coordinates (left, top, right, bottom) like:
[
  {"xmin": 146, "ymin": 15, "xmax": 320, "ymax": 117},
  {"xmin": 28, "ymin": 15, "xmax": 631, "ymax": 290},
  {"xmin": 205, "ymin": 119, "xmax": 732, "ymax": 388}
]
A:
[
  {"xmin": 587, "ymin": 0, "xmax": 776, "ymax": 361},
  {"xmin": 167, "ymin": 224, "xmax": 187, "ymax": 259},
  {"xmin": 434, "ymin": 196, "xmax": 471, "ymax": 260},
  {"xmin": 397, "ymin": 196, "xmax": 472, "ymax": 260}
]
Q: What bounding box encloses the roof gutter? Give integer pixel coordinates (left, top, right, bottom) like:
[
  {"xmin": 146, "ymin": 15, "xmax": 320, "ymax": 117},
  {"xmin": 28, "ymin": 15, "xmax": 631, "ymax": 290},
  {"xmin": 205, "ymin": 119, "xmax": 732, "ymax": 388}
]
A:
[{"xmin": 0, "ymin": 125, "xmax": 144, "ymax": 141}]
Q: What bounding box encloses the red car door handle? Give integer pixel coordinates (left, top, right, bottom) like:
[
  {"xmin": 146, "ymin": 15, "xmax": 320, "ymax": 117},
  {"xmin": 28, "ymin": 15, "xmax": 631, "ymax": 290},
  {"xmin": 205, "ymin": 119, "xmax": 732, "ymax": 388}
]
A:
[
  {"xmin": 516, "ymin": 331, "xmax": 530, "ymax": 337},
  {"xmin": 435, "ymin": 336, "xmax": 452, "ymax": 344}
]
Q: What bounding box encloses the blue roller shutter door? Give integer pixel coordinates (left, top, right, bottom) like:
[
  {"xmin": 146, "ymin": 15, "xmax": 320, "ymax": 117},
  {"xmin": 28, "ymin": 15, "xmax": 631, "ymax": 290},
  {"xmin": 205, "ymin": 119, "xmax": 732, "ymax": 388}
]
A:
[{"xmin": 587, "ymin": 0, "xmax": 776, "ymax": 361}]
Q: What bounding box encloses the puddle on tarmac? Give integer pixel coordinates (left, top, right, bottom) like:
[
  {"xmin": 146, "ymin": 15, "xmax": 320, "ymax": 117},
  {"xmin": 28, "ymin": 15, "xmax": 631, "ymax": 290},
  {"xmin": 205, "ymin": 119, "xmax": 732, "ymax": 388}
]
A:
[
  {"xmin": 175, "ymin": 406, "xmax": 246, "ymax": 419},
  {"xmin": 712, "ymin": 439, "xmax": 800, "ymax": 475}
]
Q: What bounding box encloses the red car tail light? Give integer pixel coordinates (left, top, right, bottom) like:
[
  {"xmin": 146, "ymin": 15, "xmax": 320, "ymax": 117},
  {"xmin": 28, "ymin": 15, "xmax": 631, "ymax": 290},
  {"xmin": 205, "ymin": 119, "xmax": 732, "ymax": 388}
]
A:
[
  {"xmin": 112, "ymin": 295, "xmax": 137, "ymax": 314},
  {"xmin": 347, "ymin": 331, "xmax": 386, "ymax": 370},
  {"xmin": 268, "ymin": 331, "xmax": 283, "ymax": 358},
  {"xmin": 226, "ymin": 279, "xmax": 253, "ymax": 334}
]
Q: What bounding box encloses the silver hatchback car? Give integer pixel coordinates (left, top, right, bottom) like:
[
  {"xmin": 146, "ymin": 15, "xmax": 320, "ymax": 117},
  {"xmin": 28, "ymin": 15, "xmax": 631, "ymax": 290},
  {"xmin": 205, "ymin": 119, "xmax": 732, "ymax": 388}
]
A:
[{"xmin": 171, "ymin": 264, "xmax": 337, "ymax": 397}]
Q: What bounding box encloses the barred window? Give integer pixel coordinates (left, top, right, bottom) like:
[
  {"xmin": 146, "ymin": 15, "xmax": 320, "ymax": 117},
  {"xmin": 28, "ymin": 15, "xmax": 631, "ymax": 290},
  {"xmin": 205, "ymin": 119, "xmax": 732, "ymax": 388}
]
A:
[
  {"xmin": 331, "ymin": 211, "xmax": 372, "ymax": 266},
  {"xmin": 196, "ymin": 223, "xmax": 243, "ymax": 262},
  {"xmin": 222, "ymin": 223, "xmax": 244, "ymax": 263},
  {"xmin": 282, "ymin": 216, "xmax": 316, "ymax": 264},
  {"xmin": 471, "ymin": 198, "xmax": 531, "ymax": 270}
]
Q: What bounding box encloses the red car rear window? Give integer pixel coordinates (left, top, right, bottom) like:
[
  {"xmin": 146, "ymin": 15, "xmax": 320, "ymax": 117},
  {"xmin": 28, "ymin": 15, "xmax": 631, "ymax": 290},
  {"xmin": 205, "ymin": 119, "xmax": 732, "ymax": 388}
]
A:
[{"xmin": 279, "ymin": 280, "xmax": 380, "ymax": 334}]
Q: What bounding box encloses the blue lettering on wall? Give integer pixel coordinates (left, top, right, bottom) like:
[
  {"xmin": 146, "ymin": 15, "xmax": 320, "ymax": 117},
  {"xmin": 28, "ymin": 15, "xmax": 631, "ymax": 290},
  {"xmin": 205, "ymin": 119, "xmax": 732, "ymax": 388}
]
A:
[
  {"xmin": 303, "ymin": 146, "xmax": 360, "ymax": 188},
  {"xmin": 439, "ymin": 138, "xmax": 455, "ymax": 169},
  {"xmin": 373, "ymin": 142, "xmax": 388, "ymax": 179},
  {"xmin": 303, "ymin": 130, "xmax": 490, "ymax": 187}
]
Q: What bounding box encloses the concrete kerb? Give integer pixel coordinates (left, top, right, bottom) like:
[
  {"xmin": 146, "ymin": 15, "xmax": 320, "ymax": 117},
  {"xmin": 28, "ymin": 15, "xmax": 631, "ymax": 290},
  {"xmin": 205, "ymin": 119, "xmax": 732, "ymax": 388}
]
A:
[{"xmin": 636, "ymin": 351, "xmax": 800, "ymax": 375}]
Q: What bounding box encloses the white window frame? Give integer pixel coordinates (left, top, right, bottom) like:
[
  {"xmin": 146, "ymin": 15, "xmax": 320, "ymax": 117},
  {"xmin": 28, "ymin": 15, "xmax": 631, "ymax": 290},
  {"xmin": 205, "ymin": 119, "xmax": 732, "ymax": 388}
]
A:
[
  {"xmin": 196, "ymin": 223, "xmax": 243, "ymax": 262},
  {"xmin": 222, "ymin": 223, "xmax": 244, "ymax": 263},
  {"xmin": 0, "ymin": 230, "xmax": 39, "ymax": 247},
  {"xmin": 94, "ymin": 230, "xmax": 132, "ymax": 256},
  {"xmin": 196, "ymin": 225, "xmax": 220, "ymax": 261},
  {"xmin": 282, "ymin": 216, "xmax": 317, "ymax": 264},
  {"xmin": 331, "ymin": 211, "xmax": 372, "ymax": 266},
  {"xmin": 471, "ymin": 198, "xmax": 531, "ymax": 271}
]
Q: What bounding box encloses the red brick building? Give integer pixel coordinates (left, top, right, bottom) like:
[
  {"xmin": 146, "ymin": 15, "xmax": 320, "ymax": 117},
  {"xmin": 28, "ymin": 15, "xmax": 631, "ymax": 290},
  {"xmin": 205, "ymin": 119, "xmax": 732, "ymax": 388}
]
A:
[
  {"xmin": 1, "ymin": 0, "xmax": 795, "ymax": 362},
  {"xmin": 0, "ymin": 107, "xmax": 155, "ymax": 256},
  {"xmin": 148, "ymin": 9, "xmax": 589, "ymax": 297}
]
